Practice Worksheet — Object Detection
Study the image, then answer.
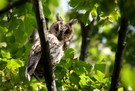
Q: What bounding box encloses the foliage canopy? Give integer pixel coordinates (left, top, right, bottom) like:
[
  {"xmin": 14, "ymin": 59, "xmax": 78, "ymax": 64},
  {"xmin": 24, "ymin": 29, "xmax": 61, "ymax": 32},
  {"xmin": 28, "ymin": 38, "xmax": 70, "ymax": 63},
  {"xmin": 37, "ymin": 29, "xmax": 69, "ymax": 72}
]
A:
[{"xmin": 0, "ymin": 0, "xmax": 135, "ymax": 91}]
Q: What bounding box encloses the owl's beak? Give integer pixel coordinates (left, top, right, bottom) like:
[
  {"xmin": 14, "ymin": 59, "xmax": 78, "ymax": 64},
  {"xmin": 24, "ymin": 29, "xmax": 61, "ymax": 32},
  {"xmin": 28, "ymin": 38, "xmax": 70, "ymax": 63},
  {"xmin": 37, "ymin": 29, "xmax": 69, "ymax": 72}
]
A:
[
  {"xmin": 56, "ymin": 23, "xmax": 63, "ymax": 39},
  {"xmin": 56, "ymin": 30, "xmax": 60, "ymax": 37},
  {"xmin": 57, "ymin": 30, "xmax": 64, "ymax": 41},
  {"xmin": 56, "ymin": 25, "xmax": 60, "ymax": 37}
]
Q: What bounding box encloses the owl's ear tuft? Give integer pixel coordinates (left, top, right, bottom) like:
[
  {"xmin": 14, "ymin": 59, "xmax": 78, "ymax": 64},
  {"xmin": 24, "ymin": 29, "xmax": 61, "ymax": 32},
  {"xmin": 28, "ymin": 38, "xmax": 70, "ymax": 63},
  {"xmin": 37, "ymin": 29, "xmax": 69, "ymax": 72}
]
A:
[
  {"xmin": 68, "ymin": 19, "xmax": 78, "ymax": 26},
  {"xmin": 56, "ymin": 13, "xmax": 63, "ymax": 21}
]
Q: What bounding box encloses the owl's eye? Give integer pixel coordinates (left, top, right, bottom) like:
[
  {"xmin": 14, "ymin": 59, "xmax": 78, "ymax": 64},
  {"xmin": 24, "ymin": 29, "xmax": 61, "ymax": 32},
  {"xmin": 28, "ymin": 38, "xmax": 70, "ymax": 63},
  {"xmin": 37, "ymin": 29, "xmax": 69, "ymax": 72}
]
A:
[
  {"xmin": 65, "ymin": 29, "xmax": 69, "ymax": 34},
  {"xmin": 55, "ymin": 26, "xmax": 59, "ymax": 31}
]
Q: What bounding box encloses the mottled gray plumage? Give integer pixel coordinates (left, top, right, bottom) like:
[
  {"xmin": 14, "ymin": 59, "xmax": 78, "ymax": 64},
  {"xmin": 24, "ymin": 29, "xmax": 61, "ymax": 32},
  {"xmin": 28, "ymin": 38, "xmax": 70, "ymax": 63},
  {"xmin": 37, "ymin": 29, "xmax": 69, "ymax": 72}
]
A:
[{"xmin": 25, "ymin": 15, "xmax": 77, "ymax": 81}]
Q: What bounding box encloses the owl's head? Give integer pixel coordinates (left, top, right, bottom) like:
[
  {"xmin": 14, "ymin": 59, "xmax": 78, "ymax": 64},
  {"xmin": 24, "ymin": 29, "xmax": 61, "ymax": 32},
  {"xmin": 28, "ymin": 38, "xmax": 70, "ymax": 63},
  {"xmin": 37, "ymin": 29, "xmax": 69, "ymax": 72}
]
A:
[{"xmin": 49, "ymin": 14, "xmax": 77, "ymax": 41}]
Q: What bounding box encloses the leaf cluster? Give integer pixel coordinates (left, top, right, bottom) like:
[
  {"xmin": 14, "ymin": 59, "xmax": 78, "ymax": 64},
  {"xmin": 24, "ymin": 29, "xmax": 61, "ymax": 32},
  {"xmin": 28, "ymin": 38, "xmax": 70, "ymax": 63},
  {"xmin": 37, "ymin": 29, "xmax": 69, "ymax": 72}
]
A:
[
  {"xmin": 55, "ymin": 48, "xmax": 110, "ymax": 91},
  {"xmin": 0, "ymin": 0, "xmax": 135, "ymax": 90}
]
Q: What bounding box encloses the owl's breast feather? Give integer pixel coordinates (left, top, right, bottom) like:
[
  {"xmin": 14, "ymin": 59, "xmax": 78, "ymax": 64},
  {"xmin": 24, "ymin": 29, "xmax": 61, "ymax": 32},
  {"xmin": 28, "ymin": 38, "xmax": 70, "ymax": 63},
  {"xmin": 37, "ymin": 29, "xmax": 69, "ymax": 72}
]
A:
[{"xmin": 48, "ymin": 34, "xmax": 64, "ymax": 65}]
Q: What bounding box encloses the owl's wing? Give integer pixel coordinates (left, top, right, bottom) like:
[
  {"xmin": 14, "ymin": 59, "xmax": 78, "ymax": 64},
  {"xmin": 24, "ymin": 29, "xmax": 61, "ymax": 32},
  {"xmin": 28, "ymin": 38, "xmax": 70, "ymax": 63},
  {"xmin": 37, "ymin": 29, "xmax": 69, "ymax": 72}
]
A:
[
  {"xmin": 48, "ymin": 34, "xmax": 64, "ymax": 66},
  {"xmin": 25, "ymin": 39, "xmax": 41, "ymax": 81},
  {"xmin": 25, "ymin": 33, "xmax": 64, "ymax": 80}
]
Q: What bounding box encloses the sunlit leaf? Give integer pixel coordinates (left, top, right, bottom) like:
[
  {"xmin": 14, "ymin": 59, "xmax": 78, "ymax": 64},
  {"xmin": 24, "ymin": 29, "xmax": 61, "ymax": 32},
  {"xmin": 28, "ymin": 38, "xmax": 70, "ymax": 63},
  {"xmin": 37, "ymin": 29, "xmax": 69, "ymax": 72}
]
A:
[
  {"xmin": 118, "ymin": 87, "xmax": 124, "ymax": 91},
  {"xmin": 79, "ymin": 74, "xmax": 92, "ymax": 86},
  {"xmin": 91, "ymin": 8, "xmax": 97, "ymax": 17},
  {"xmin": 1, "ymin": 50, "xmax": 11, "ymax": 59},
  {"xmin": 49, "ymin": 0, "xmax": 59, "ymax": 6},
  {"xmin": 93, "ymin": 70, "xmax": 105, "ymax": 82},
  {"xmin": 121, "ymin": 65, "xmax": 135, "ymax": 90},
  {"xmin": 0, "ymin": 0, "xmax": 8, "ymax": 10},
  {"xmin": 6, "ymin": 59, "xmax": 24, "ymax": 70},
  {"xmin": 0, "ymin": 26, "xmax": 8, "ymax": 33}
]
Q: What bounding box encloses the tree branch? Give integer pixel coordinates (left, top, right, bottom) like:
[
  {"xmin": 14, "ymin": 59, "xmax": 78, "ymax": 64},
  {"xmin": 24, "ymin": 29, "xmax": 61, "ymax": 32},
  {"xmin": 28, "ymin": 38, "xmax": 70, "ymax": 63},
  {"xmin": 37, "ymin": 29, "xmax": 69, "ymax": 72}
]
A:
[
  {"xmin": 109, "ymin": 16, "xmax": 128, "ymax": 91},
  {"xmin": 0, "ymin": 0, "xmax": 28, "ymax": 14},
  {"xmin": 32, "ymin": 0, "xmax": 56, "ymax": 91},
  {"xmin": 79, "ymin": 19, "xmax": 95, "ymax": 61}
]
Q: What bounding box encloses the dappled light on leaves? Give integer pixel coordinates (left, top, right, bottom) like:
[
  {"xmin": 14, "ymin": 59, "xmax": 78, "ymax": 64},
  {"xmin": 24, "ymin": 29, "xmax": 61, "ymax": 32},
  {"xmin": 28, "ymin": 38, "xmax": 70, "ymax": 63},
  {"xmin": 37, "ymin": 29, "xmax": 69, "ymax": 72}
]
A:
[{"xmin": 0, "ymin": 0, "xmax": 135, "ymax": 90}]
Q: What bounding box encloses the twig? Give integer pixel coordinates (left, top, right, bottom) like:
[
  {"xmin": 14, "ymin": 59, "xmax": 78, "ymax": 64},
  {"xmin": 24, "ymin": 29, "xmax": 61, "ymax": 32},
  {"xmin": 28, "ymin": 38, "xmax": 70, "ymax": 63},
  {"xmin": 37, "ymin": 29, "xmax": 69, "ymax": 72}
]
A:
[
  {"xmin": 0, "ymin": 0, "xmax": 28, "ymax": 14},
  {"xmin": 32, "ymin": 0, "xmax": 56, "ymax": 91},
  {"xmin": 109, "ymin": 15, "xmax": 128, "ymax": 91},
  {"xmin": 79, "ymin": 19, "xmax": 95, "ymax": 61}
]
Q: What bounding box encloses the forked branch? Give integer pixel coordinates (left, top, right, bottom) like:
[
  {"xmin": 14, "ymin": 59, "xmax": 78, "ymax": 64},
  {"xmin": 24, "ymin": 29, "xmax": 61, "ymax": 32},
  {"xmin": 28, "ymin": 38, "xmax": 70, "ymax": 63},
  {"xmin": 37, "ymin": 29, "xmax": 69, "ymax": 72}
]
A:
[{"xmin": 79, "ymin": 19, "xmax": 95, "ymax": 61}]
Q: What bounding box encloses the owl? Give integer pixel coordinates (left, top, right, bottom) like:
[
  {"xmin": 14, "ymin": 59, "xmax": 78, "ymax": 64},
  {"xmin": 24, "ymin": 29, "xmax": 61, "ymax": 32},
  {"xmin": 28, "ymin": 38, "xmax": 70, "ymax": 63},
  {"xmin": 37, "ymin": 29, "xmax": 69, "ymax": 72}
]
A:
[{"xmin": 25, "ymin": 15, "xmax": 77, "ymax": 81}]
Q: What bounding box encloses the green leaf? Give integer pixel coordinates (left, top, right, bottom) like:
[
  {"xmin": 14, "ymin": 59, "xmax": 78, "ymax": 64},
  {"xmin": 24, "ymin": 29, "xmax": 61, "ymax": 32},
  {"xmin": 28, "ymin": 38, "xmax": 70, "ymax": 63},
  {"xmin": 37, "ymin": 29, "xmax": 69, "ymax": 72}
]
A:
[
  {"xmin": 0, "ymin": 26, "xmax": 8, "ymax": 33},
  {"xmin": 69, "ymin": 0, "xmax": 80, "ymax": 8},
  {"xmin": 8, "ymin": 17, "xmax": 19, "ymax": 31},
  {"xmin": 19, "ymin": 66, "xmax": 28, "ymax": 83},
  {"xmin": 69, "ymin": 0, "xmax": 95, "ymax": 10},
  {"xmin": 94, "ymin": 61, "xmax": 106, "ymax": 73},
  {"xmin": 55, "ymin": 66, "xmax": 66, "ymax": 81},
  {"xmin": 99, "ymin": 0, "xmax": 116, "ymax": 15},
  {"xmin": 91, "ymin": 8, "xmax": 97, "ymax": 17},
  {"xmin": 64, "ymin": 48, "xmax": 75, "ymax": 59},
  {"xmin": 119, "ymin": 0, "xmax": 135, "ymax": 26},
  {"xmin": 58, "ymin": 58, "xmax": 72, "ymax": 70},
  {"xmin": 6, "ymin": 31, "xmax": 15, "ymax": 43},
  {"xmin": 0, "ymin": 0, "xmax": 8, "ymax": 10},
  {"xmin": 69, "ymin": 72, "xmax": 80, "ymax": 85},
  {"xmin": 15, "ymin": 47, "xmax": 25, "ymax": 58},
  {"xmin": 73, "ymin": 61, "xmax": 92, "ymax": 75},
  {"xmin": 1, "ymin": 50, "xmax": 11, "ymax": 59},
  {"xmin": 0, "ymin": 33, "xmax": 6, "ymax": 42},
  {"xmin": 13, "ymin": 2, "xmax": 33, "ymax": 15},
  {"xmin": 121, "ymin": 65, "xmax": 135, "ymax": 90},
  {"xmin": 6, "ymin": 59, "xmax": 24, "ymax": 70},
  {"xmin": 80, "ymin": 11, "xmax": 90, "ymax": 24},
  {"xmin": 43, "ymin": 4, "xmax": 51, "ymax": 18},
  {"xmin": 79, "ymin": 74, "xmax": 92, "ymax": 86},
  {"xmin": 13, "ymin": 19, "xmax": 28, "ymax": 47},
  {"xmin": 0, "ymin": 60, "xmax": 7, "ymax": 70},
  {"xmin": 93, "ymin": 70, "xmax": 105, "ymax": 82},
  {"xmin": 24, "ymin": 14, "xmax": 36, "ymax": 34},
  {"xmin": 10, "ymin": 70, "xmax": 20, "ymax": 84},
  {"xmin": 0, "ymin": 27, "xmax": 7, "ymax": 42},
  {"xmin": 23, "ymin": 44, "xmax": 32, "ymax": 60},
  {"xmin": 118, "ymin": 87, "xmax": 124, "ymax": 91},
  {"xmin": 49, "ymin": 0, "xmax": 59, "ymax": 6}
]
